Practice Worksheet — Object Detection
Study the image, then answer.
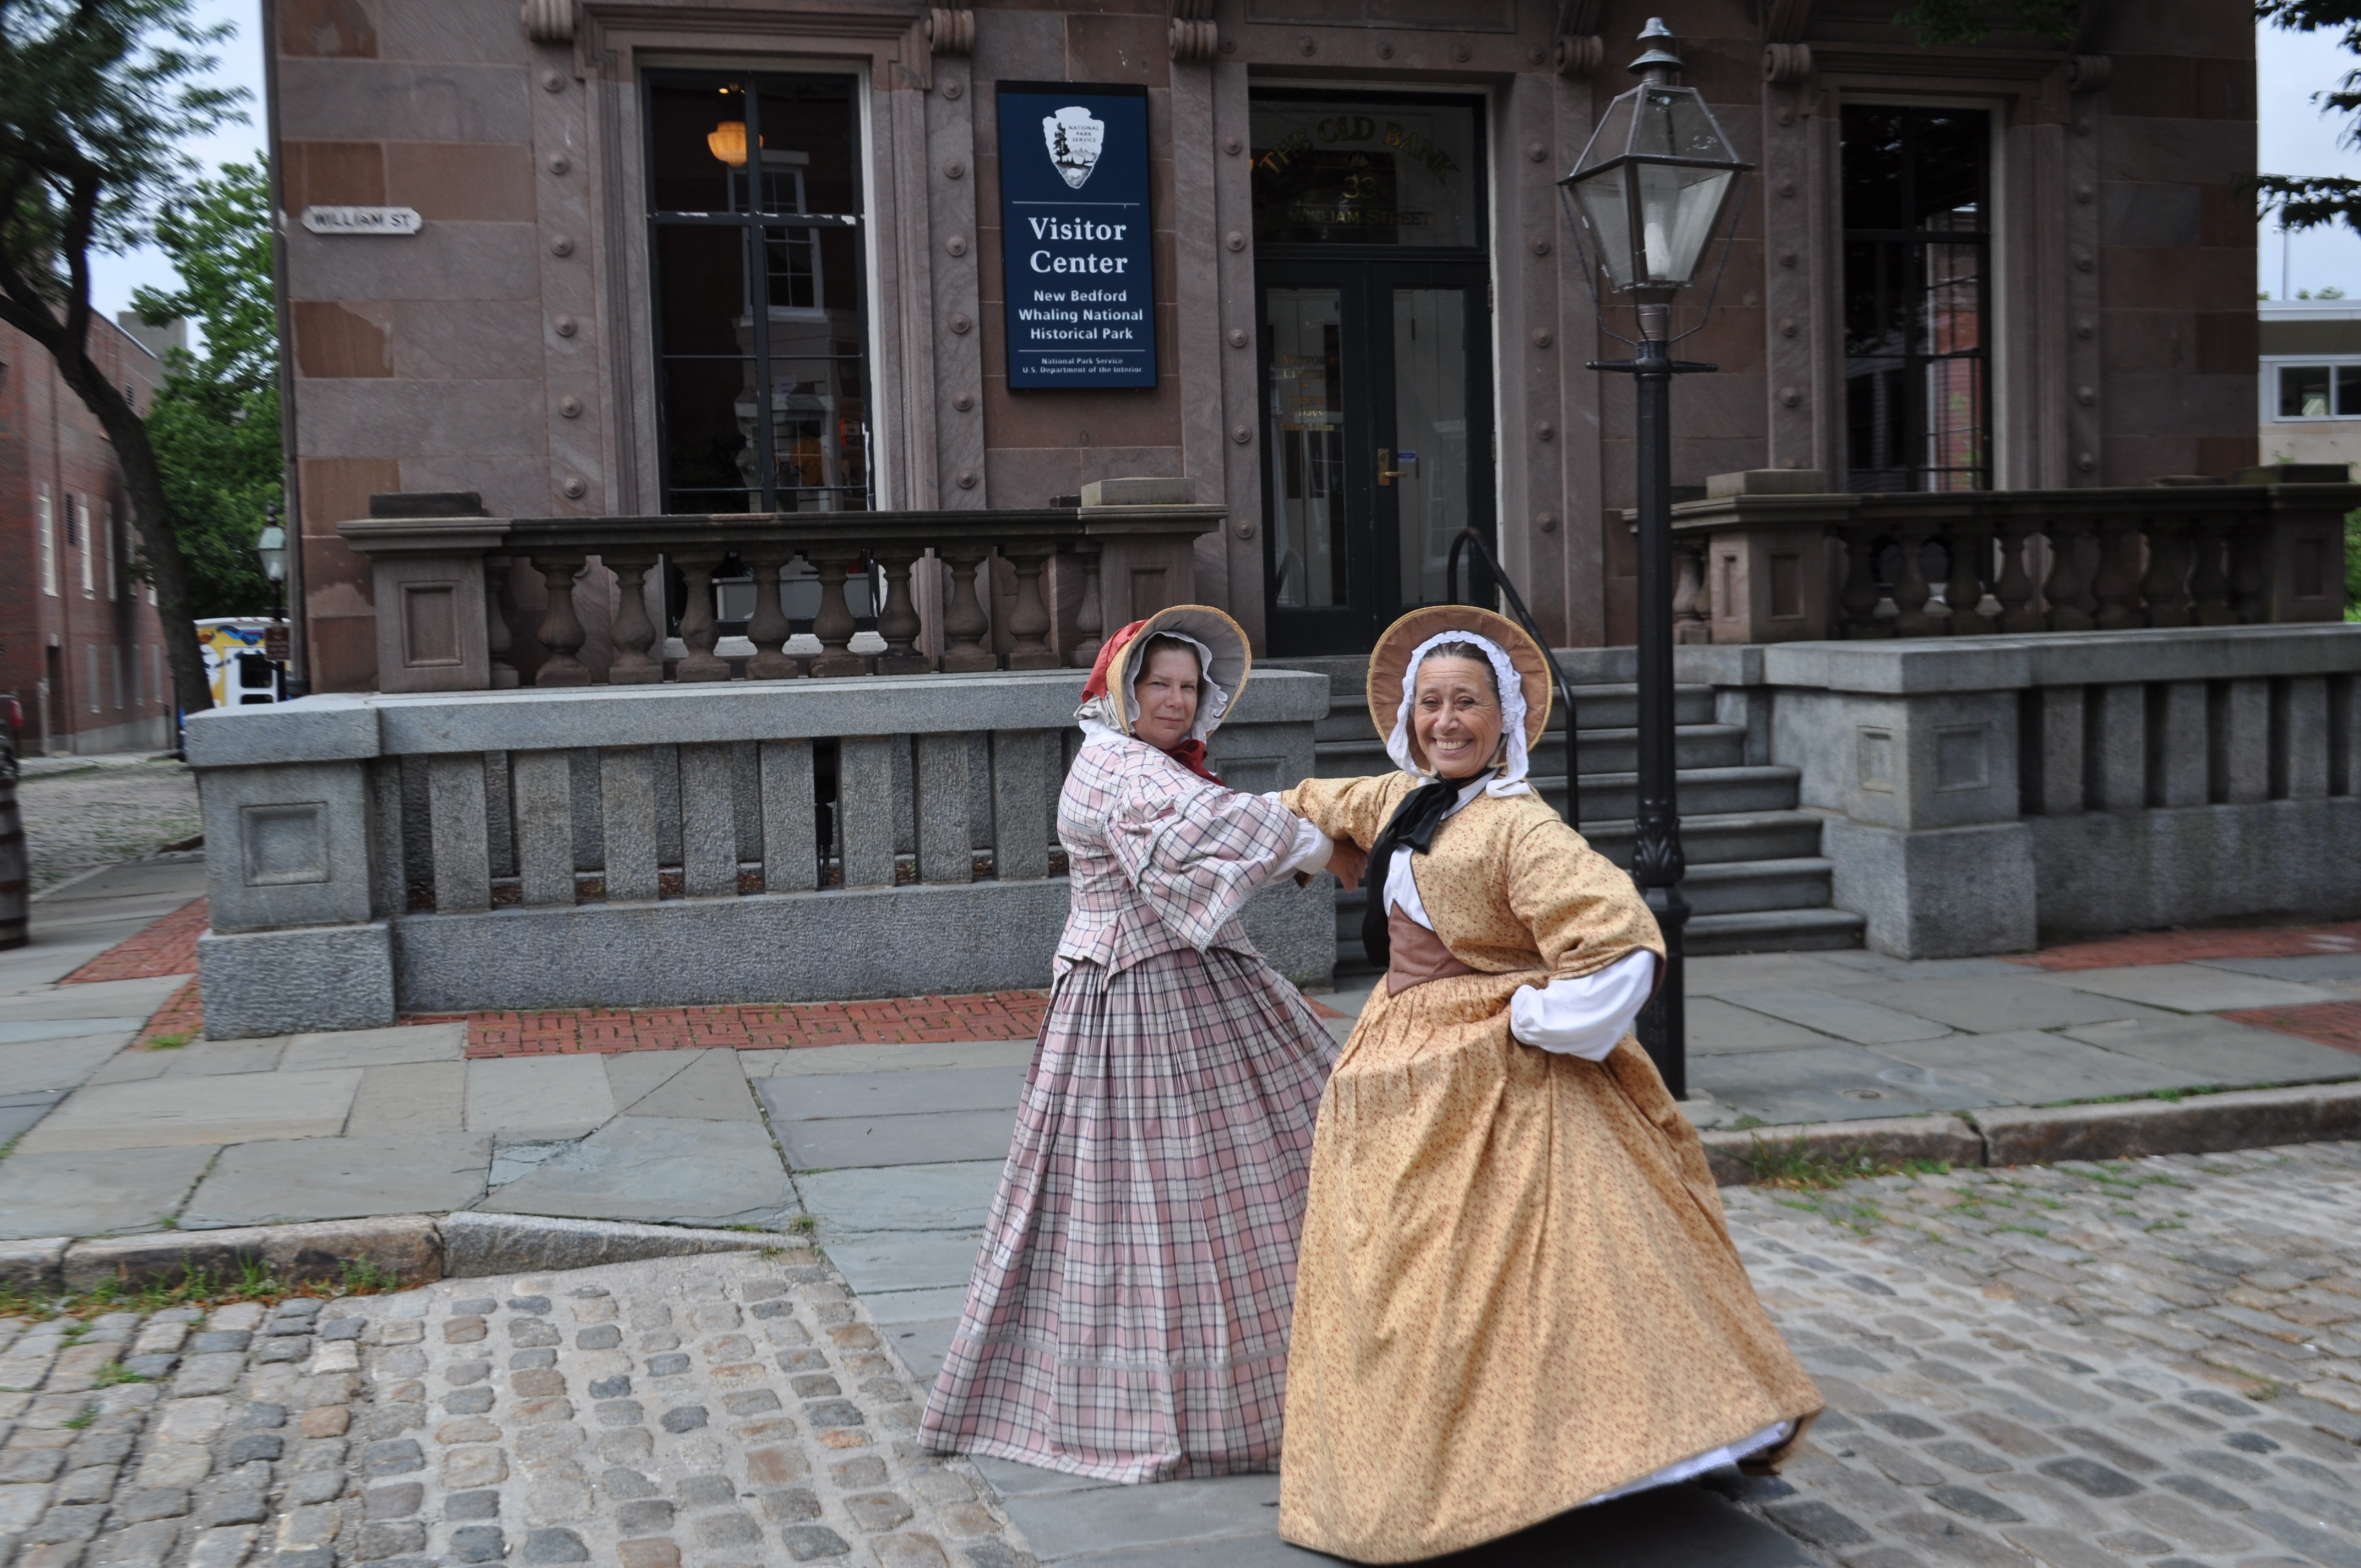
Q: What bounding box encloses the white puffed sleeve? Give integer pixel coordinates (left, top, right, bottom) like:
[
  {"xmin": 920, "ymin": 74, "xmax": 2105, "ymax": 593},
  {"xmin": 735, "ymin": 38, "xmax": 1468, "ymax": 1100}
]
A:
[
  {"xmin": 1262, "ymin": 797, "xmax": 1335, "ymax": 878},
  {"xmin": 1508, "ymin": 949, "xmax": 1660, "ymax": 1060}
]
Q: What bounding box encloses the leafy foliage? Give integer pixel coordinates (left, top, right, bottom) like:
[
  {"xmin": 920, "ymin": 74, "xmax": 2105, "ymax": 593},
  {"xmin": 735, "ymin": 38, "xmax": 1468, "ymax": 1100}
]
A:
[
  {"xmin": 2259, "ymin": 0, "xmax": 2361, "ymax": 236},
  {"xmin": 134, "ymin": 159, "xmax": 280, "ymax": 617},
  {"xmin": 1894, "ymin": 0, "xmax": 2079, "ymax": 46},
  {"xmin": 0, "ymin": 0, "xmax": 248, "ymax": 711}
]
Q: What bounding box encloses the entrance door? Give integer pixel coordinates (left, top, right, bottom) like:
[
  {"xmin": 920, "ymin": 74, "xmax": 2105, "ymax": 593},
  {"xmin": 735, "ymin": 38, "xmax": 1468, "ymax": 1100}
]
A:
[{"xmin": 1252, "ymin": 93, "xmax": 1494, "ymax": 655}]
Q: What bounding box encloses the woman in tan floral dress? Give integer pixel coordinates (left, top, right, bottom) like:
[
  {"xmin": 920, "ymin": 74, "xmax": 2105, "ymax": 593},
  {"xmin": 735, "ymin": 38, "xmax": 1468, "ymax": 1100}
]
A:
[{"xmin": 1275, "ymin": 607, "xmax": 1821, "ymax": 1562}]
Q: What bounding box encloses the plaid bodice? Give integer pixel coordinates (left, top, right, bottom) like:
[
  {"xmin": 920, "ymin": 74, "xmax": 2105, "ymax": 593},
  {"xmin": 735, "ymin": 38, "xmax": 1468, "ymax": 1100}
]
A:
[{"xmin": 1055, "ymin": 737, "xmax": 1301, "ymax": 974}]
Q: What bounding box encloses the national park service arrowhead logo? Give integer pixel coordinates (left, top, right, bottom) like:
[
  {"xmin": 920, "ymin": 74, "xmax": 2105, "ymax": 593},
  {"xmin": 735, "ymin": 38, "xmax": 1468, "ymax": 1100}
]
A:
[{"xmin": 1043, "ymin": 106, "xmax": 1106, "ymax": 190}]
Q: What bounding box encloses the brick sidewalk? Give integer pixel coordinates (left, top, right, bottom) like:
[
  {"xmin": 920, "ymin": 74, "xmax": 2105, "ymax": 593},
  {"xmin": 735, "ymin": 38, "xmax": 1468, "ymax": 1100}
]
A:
[
  {"xmin": 61, "ymin": 895, "xmax": 208, "ymax": 983},
  {"xmin": 2012, "ymin": 918, "xmax": 2361, "ymax": 971}
]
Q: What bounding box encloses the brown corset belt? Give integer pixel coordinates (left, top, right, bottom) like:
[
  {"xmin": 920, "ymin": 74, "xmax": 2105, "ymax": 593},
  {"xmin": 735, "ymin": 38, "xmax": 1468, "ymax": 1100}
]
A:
[{"xmin": 1386, "ymin": 905, "xmax": 1477, "ymax": 995}]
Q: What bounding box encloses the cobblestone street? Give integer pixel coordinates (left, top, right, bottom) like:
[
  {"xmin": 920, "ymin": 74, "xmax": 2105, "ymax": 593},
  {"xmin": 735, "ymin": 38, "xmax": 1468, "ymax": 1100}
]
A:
[
  {"xmin": 1714, "ymin": 1138, "xmax": 2361, "ymax": 1568},
  {"xmin": 0, "ymin": 1144, "xmax": 2355, "ymax": 1566},
  {"xmin": 15, "ymin": 763, "xmax": 199, "ymax": 894}
]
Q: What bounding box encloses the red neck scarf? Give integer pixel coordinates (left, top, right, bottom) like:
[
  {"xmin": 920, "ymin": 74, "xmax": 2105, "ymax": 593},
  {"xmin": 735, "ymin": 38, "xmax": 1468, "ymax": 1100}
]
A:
[{"xmin": 1082, "ymin": 621, "xmax": 1226, "ymax": 787}]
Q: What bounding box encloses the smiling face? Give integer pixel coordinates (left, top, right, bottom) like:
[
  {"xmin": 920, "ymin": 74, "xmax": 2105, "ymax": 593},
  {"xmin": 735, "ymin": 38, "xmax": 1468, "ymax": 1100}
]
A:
[
  {"xmin": 1131, "ymin": 643, "xmax": 1203, "ymax": 752},
  {"xmin": 1412, "ymin": 654, "xmax": 1504, "ymax": 780}
]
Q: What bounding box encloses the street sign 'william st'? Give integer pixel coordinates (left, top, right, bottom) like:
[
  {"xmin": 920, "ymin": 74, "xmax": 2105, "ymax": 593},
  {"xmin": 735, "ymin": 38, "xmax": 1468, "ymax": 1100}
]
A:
[{"xmin": 996, "ymin": 82, "xmax": 1156, "ymax": 389}]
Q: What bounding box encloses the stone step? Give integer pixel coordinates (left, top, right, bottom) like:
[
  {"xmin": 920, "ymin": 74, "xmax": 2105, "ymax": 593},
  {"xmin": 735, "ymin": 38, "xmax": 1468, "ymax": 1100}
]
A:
[
  {"xmin": 1315, "ymin": 723, "xmax": 1750, "ymax": 780},
  {"xmin": 1577, "ymin": 810, "xmax": 1829, "ymax": 868},
  {"xmin": 1687, "ymin": 907, "xmax": 1867, "ymax": 955},
  {"xmin": 1679, "ymin": 857, "xmax": 1836, "ymax": 917},
  {"xmin": 1532, "ymin": 765, "xmax": 1804, "ymax": 823}
]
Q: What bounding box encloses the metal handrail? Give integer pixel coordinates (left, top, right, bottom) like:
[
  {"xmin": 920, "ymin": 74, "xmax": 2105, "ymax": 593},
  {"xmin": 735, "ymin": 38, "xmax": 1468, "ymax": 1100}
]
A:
[{"xmin": 1444, "ymin": 527, "xmax": 1582, "ymax": 832}]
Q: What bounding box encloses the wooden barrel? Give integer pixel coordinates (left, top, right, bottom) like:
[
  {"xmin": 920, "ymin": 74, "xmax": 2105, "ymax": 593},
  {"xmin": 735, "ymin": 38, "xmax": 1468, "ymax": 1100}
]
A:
[{"xmin": 0, "ymin": 734, "xmax": 23, "ymax": 951}]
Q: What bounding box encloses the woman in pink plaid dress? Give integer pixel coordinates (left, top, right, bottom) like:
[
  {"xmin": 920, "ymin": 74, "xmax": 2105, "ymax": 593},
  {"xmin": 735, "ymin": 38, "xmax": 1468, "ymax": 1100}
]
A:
[{"xmin": 920, "ymin": 605, "xmax": 1356, "ymax": 1482}]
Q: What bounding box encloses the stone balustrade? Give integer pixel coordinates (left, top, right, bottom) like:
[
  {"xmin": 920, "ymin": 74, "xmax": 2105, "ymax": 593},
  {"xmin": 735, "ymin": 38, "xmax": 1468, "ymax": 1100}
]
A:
[
  {"xmin": 339, "ymin": 480, "xmax": 1224, "ymax": 694},
  {"xmin": 1663, "ymin": 471, "xmax": 2357, "ymax": 646},
  {"xmin": 1696, "ymin": 623, "xmax": 2361, "ymax": 957},
  {"xmin": 183, "ymin": 669, "xmax": 1332, "ymax": 1038}
]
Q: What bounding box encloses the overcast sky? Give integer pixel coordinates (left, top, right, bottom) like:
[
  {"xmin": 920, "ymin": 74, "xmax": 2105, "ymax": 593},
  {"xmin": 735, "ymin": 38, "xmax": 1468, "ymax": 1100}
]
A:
[{"xmin": 75, "ymin": 8, "xmax": 2361, "ymax": 329}]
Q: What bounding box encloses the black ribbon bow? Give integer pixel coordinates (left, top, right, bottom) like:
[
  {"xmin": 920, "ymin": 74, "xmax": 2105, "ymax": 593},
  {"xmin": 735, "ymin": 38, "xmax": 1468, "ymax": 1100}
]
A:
[{"xmin": 1358, "ymin": 776, "xmax": 1478, "ymax": 971}]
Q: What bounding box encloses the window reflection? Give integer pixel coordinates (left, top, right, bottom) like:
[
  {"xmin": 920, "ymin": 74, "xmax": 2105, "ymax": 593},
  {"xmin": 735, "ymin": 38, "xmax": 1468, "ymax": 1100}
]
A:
[
  {"xmin": 1841, "ymin": 106, "xmax": 1991, "ymax": 493},
  {"xmin": 646, "ymin": 72, "xmax": 871, "ymax": 514},
  {"xmin": 1266, "ymin": 290, "xmax": 1348, "ymax": 607}
]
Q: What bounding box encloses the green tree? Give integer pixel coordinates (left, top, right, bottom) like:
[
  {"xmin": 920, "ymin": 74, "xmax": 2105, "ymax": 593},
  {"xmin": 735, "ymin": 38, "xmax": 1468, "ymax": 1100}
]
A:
[
  {"xmin": 133, "ymin": 159, "xmax": 278, "ymax": 618},
  {"xmin": 2257, "ymin": 0, "xmax": 2361, "ymax": 235},
  {"xmin": 0, "ymin": 0, "xmax": 244, "ymax": 716}
]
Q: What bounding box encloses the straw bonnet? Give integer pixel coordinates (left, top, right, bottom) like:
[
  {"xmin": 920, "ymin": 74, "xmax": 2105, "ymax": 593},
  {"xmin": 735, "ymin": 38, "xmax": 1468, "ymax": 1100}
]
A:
[
  {"xmin": 1364, "ymin": 605, "xmax": 1552, "ymax": 772},
  {"xmin": 1084, "ymin": 605, "xmax": 1253, "ymax": 742}
]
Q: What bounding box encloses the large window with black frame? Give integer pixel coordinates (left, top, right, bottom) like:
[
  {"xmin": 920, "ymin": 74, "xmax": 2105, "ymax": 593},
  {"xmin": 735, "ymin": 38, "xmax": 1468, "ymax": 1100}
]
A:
[
  {"xmin": 645, "ymin": 70, "xmax": 872, "ymax": 514},
  {"xmin": 1841, "ymin": 104, "xmax": 1992, "ymax": 493}
]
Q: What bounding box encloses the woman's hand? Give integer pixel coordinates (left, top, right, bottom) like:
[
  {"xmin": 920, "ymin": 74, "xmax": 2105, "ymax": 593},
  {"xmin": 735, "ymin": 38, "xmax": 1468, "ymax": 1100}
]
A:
[{"xmin": 1323, "ymin": 835, "xmax": 1369, "ymax": 892}]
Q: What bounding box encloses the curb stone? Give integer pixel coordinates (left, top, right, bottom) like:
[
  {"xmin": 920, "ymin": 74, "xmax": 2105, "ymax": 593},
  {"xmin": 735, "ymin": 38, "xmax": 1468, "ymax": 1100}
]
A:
[
  {"xmin": 438, "ymin": 1212, "xmax": 785, "ymax": 1277},
  {"xmin": 1698, "ymin": 1080, "xmax": 2361, "ymax": 1185},
  {"xmin": 59, "ymin": 1216, "xmax": 443, "ymax": 1294},
  {"xmin": 1969, "ymin": 1079, "xmax": 2361, "ymax": 1165},
  {"xmin": 0, "ymin": 1238, "xmax": 68, "ymax": 1293},
  {"xmin": 1697, "ymin": 1115, "xmax": 1984, "ymax": 1186}
]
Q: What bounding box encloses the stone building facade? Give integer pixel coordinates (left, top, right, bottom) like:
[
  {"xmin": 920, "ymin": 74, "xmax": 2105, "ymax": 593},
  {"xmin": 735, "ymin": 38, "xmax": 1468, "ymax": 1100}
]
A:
[
  {"xmin": 0, "ymin": 317, "xmax": 175, "ymax": 754},
  {"xmin": 269, "ymin": 0, "xmax": 2257, "ymax": 689}
]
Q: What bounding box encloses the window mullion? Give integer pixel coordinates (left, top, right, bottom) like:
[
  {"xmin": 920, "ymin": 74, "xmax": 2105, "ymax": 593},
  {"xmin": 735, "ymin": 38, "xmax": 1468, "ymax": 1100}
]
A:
[{"xmin": 743, "ymin": 79, "xmax": 777, "ymax": 514}]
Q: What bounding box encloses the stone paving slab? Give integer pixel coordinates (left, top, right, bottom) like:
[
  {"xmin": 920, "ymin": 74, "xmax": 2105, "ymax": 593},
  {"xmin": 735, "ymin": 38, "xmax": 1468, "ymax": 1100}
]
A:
[
  {"xmin": 763, "ymin": 1067, "xmax": 1033, "ymax": 1123},
  {"xmin": 1872, "ymin": 1030, "xmax": 2209, "ymax": 1104},
  {"xmin": 0, "ymin": 1092, "xmax": 66, "ymax": 1146},
  {"xmin": 744, "ymin": 1040, "xmax": 1041, "ymax": 1080},
  {"xmin": 826, "ymin": 1234, "xmax": 988, "ymax": 1298},
  {"xmin": 777, "ymin": 1109, "xmax": 1035, "ymax": 1173},
  {"xmin": 179, "ymin": 1134, "xmax": 495, "ymax": 1230},
  {"xmin": 0, "ymin": 1018, "xmax": 148, "ymax": 1045},
  {"xmin": 1689, "ymin": 997, "xmax": 1850, "ymax": 1055},
  {"xmin": 464, "ymin": 1055, "xmax": 618, "ymax": 1136},
  {"xmin": 2061, "ymin": 1011, "xmax": 2361, "ymax": 1085},
  {"xmin": 1836, "ymin": 977, "xmax": 2170, "ymax": 1036},
  {"xmin": 277, "ymin": 1022, "xmax": 466, "ymax": 1073},
  {"xmin": 2201, "ymin": 952, "xmax": 2361, "ymax": 982},
  {"xmin": 480, "ymin": 1117, "xmax": 801, "ymax": 1228},
  {"xmin": 1722, "ymin": 989, "xmax": 1961, "ymax": 1047},
  {"xmin": 793, "ymin": 1164, "xmax": 1005, "ymax": 1240},
  {"xmin": 0, "ymin": 1037, "xmax": 134, "ymax": 1097},
  {"xmin": 0, "ymin": 977, "xmax": 189, "ymax": 1021},
  {"xmin": 2057, "ymin": 963, "xmax": 2343, "ymax": 1015},
  {"xmin": 14, "ymin": 1069, "xmax": 363, "ymax": 1154},
  {"xmin": 1694, "ymin": 1044, "xmax": 2008, "ymax": 1125},
  {"xmin": 0, "ymin": 1146, "xmax": 219, "ymax": 1240}
]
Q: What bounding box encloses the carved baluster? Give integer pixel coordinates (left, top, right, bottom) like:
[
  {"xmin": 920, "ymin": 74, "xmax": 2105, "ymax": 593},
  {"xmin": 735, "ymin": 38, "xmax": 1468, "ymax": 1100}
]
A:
[
  {"xmin": 1068, "ymin": 543, "xmax": 1106, "ymax": 668},
  {"xmin": 873, "ymin": 547, "xmax": 930, "ymax": 674},
  {"xmin": 487, "ymin": 555, "xmax": 520, "ymax": 688},
  {"xmin": 532, "ymin": 554, "xmax": 591, "ymax": 686},
  {"xmin": 2229, "ymin": 513, "xmax": 2268, "ymax": 622},
  {"xmin": 2139, "ymin": 516, "xmax": 2193, "ymax": 628},
  {"xmin": 2042, "ymin": 519, "xmax": 2094, "ymax": 631},
  {"xmin": 1892, "ymin": 522, "xmax": 1944, "ymax": 637},
  {"xmin": 1672, "ymin": 537, "xmax": 1711, "ymax": 644},
  {"xmin": 674, "ymin": 552, "xmax": 731, "ymax": 681},
  {"xmin": 808, "ymin": 551, "xmax": 868, "ymax": 676},
  {"xmin": 1943, "ymin": 525, "xmax": 1993, "ymax": 634},
  {"xmin": 605, "ymin": 553, "xmax": 661, "ymax": 684},
  {"xmin": 1003, "ymin": 544, "xmax": 1059, "ymax": 668},
  {"xmin": 1993, "ymin": 520, "xmax": 2042, "ymax": 632},
  {"xmin": 2092, "ymin": 516, "xmax": 2145, "ymax": 630},
  {"xmin": 2190, "ymin": 516, "xmax": 2238, "ymax": 624},
  {"xmin": 1839, "ymin": 525, "xmax": 1885, "ymax": 638},
  {"xmin": 939, "ymin": 546, "xmax": 998, "ymax": 672},
  {"xmin": 745, "ymin": 549, "xmax": 802, "ymax": 678}
]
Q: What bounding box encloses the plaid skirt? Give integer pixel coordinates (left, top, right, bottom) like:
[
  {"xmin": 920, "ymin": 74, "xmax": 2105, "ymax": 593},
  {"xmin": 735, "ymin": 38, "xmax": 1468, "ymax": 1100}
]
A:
[{"xmin": 918, "ymin": 945, "xmax": 1337, "ymax": 1482}]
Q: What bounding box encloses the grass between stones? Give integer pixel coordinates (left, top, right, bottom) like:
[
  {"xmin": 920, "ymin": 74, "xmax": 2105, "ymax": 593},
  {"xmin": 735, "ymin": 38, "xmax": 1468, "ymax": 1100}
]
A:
[
  {"xmin": 1731, "ymin": 1132, "xmax": 1957, "ymax": 1190},
  {"xmin": 0, "ymin": 1253, "xmax": 415, "ymax": 1325}
]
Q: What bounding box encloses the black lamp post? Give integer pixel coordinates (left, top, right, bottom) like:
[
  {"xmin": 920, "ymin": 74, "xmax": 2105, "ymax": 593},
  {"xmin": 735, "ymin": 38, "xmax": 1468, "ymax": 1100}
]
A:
[{"xmin": 1559, "ymin": 18, "xmax": 1751, "ymax": 1100}]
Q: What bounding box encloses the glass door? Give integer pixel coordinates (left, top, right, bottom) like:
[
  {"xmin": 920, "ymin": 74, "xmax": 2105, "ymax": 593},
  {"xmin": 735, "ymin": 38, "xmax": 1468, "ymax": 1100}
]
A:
[
  {"xmin": 1258, "ymin": 264, "xmax": 1492, "ymax": 653},
  {"xmin": 1250, "ymin": 91, "xmax": 1493, "ymax": 655}
]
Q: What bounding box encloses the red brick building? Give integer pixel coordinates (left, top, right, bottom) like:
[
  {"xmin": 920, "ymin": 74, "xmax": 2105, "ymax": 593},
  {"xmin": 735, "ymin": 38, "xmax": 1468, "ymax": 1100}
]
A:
[{"xmin": 0, "ymin": 316, "xmax": 176, "ymax": 754}]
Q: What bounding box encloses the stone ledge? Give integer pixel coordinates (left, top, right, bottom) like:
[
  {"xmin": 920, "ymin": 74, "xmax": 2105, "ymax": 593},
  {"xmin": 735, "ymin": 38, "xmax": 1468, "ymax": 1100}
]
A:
[
  {"xmin": 59, "ymin": 1215, "xmax": 442, "ymax": 1293},
  {"xmin": 1971, "ymin": 1081, "xmax": 2361, "ymax": 1167},
  {"xmin": 439, "ymin": 1212, "xmax": 793, "ymax": 1278},
  {"xmin": 0, "ymin": 1237, "xmax": 69, "ymax": 1293},
  {"xmin": 1759, "ymin": 623, "xmax": 2361, "ymax": 696},
  {"xmin": 1698, "ymin": 1116, "xmax": 1985, "ymax": 1186}
]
